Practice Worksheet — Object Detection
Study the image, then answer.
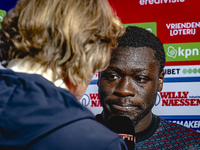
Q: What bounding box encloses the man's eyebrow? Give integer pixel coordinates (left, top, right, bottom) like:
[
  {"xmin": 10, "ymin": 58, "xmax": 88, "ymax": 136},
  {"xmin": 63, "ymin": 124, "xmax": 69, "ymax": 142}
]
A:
[
  {"xmin": 107, "ymin": 66, "xmax": 147, "ymax": 73},
  {"xmin": 131, "ymin": 68, "xmax": 146, "ymax": 72},
  {"xmin": 107, "ymin": 66, "xmax": 122, "ymax": 73}
]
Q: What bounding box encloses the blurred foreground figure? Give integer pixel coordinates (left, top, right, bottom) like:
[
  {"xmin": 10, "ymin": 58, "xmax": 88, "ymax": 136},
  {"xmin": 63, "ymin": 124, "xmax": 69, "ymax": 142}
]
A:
[
  {"xmin": 0, "ymin": 0, "xmax": 127, "ymax": 149},
  {"xmin": 97, "ymin": 26, "xmax": 200, "ymax": 150}
]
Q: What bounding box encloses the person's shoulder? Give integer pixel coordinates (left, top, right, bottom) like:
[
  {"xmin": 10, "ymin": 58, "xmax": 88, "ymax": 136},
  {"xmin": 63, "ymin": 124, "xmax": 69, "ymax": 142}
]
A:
[
  {"xmin": 82, "ymin": 118, "xmax": 128, "ymax": 150},
  {"xmin": 28, "ymin": 117, "xmax": 127, "ymax": 150}
]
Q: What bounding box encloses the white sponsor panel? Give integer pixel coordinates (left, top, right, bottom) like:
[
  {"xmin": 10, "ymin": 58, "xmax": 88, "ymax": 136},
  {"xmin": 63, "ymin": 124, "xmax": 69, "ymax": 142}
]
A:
[
  {"xmin": 164, "ymin": 65, "xmax": 200, "ymax": 77},
  {"xmin": 152, "ymin": 82, "xmax": 200, "ymax": 115},
  {"xmin": 81, "ymin": 81, "xmax": 200, "ymax": 116},
  {"xmin": 80, "ymin": 84, "xmax": 102, "ymax": 115}
]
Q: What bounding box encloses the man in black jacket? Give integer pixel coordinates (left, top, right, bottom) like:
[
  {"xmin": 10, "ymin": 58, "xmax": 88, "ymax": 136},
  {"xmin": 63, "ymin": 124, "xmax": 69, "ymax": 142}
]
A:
[{"xmin": 97, "ymin": 26, "xmax": 200, "ymax": 150}]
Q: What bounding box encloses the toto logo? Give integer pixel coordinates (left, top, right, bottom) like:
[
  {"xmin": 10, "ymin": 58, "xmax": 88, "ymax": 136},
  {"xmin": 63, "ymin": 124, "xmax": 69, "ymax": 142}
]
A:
[
  {"xmin": 0, "ymin": 16, "xmax": 3, "ymax": 22},
  {"xmin": 80, "ymin": 94, "xmax": 90, "ymax": 107},
  {"xmin": 155, "ymin": 93, "xmax": 161, "ymax": 106},
  {"xmin": 146, "ymin": 28, "xmax": 152, "ymax": 33}
]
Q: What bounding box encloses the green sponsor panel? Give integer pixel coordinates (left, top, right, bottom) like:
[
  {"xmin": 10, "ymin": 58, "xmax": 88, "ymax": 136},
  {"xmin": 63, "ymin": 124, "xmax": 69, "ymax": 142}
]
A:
[
  {"xmin": 0, "ymin": 9, "xmax": 6, "ymax": 29},
  {"xmin": 164, "ymin": 42, "xmax": 200, "ymax": 62},
  {"xmin": 124, "ymin": 22, "xmax": 157, "ymax": 36}
]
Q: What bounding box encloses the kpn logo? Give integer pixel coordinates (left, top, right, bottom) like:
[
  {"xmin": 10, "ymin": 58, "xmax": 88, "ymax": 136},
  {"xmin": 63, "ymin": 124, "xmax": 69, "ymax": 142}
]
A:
[{"xmin": 164, "ymin": 42, "xmax": 200, "ymax": 61}]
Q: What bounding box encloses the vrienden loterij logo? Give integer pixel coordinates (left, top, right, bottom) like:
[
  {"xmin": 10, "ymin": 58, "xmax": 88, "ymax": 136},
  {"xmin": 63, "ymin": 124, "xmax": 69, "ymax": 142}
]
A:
[
  {"xmin": 139, "ymin": 0, "xmax": 185, "ymax": 5},
  {"xmin": 166, "ymin": 22, "xmax": 200, "ymax": 36}
]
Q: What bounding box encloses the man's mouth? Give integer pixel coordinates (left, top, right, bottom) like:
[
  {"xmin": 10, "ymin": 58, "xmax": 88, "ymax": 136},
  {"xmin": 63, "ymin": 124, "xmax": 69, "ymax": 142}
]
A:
[{"xmin": 112, "ymin": 104, "xmax": 138, "ymax": 111}]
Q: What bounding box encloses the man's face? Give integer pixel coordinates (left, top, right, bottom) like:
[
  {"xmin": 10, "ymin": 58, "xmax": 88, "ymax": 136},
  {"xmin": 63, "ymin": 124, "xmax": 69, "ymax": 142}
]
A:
[{"xmin": 98, "ymin": 47, "xmax": 164, "ymax": 125}]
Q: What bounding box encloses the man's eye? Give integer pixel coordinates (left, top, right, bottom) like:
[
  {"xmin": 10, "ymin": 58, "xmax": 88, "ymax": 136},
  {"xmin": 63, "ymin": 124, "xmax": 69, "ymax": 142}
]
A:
[
  {"xmin": 106, "ymin": 74, "xmax": 119, "ymax": 80},
  {"xmin": 135, "ymin": 76, "xmax": 148, "ymax": 83}
]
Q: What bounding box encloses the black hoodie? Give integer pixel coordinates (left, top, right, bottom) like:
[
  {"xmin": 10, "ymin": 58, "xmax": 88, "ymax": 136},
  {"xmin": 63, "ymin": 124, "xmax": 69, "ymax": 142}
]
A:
[{"xmin": 0, "ymin": 69, "xmax": 127, "ymax": 150}]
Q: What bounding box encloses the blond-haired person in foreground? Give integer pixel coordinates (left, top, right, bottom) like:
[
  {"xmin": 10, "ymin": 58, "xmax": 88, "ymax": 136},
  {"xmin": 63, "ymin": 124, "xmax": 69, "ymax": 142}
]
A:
[{"xmin": 0, "ymin": 0, "xmax": 127, "ymax": 149}]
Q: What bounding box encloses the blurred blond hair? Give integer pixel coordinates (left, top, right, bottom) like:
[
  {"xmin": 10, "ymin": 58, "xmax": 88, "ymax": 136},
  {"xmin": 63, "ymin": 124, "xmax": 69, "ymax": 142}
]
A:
[{"xmin": 0, "ymin": 0, "xmax": 124, "ymax": 85}]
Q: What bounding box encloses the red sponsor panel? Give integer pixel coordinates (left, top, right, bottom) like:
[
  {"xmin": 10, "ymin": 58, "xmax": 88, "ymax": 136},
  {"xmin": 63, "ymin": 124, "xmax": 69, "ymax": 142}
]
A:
[
  {"xmin": 165, "ymin": 60, "xmax": 200, "ymax": 66},
  {"xmin": 108, "ymin": 0, "xmax": 200, "ymax": 44}
]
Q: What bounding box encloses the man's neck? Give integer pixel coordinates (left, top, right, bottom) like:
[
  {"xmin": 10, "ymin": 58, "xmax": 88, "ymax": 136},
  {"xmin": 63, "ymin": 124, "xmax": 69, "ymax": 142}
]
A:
[{"xmin": 134, "ymin": 112, "xmax": 152, "ymax": 133}]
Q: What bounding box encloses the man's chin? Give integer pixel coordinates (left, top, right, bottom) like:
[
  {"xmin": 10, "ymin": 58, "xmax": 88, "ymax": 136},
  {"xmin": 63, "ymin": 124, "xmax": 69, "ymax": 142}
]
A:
[{"xmin": 108, "ymin": 114, "xmax": 140, "ymax": 126}]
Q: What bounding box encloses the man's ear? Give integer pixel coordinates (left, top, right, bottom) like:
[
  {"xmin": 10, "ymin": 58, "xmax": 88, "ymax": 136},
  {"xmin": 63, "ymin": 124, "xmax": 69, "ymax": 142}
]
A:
[{"xmin": 158, "ymin": 70, "xmax": 165, "ymax": 92}]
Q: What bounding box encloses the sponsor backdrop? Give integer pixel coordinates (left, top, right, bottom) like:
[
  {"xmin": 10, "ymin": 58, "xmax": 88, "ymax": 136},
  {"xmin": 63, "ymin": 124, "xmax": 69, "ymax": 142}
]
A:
[
  {"xmin": 80, "ymin": 0, "xmax": 200, "ymax": 133},
  {"xmin": 1, "ymin": 1, "xmax": 200, "ymax": 132}
]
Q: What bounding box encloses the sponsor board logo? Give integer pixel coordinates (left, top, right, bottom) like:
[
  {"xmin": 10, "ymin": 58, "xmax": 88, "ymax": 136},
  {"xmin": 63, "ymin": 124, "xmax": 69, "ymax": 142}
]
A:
[
  {"xmin": 0, "ymin": 9, "xmax": 6, "ymax": 29},
  {"xmin": 161, "ymin": 116, "xmax": 200, "ymax": 133},
  {"xmin": 164, "ymin": 68, "xmax": 180, "ymax": 75},
  {"xmin": 166, "ymin": 22, "xmax": 200, "ymax": 36},
  {"xmin": 119, "ymin": 134, "xmax": 134, "ymax": 141},
  {"xmin": 163, "ymin": 66, "xmax": 200, "ymax": 78},
  {"xmin": 164, "ymin": 118, "xmax": 200, "ymax": 133},
  {"xmin": 164, "ymin": 43, "xmax": 200, "ymax": 61},
  {"xmin": 156, "ymin": 91, "xmax": 200, "ymax": 106},
  {"xmin": 80, "ymin": 94, "xmax": 90, "ymax": 107},
  {"xmin": 82, "ymin": 91, "xmax": 200, "ymax": 107},
  {"xmin": 155, "ymin": 94, "xmax": 161, "ymax": 106},
  {"xmin": 89, "ymin": 93, "xmax": 102, "ymax": 107},
  {"xmin": 92, "ymin": 72, "xmax": 98, "ymax": 80},
  {"xmin": 80, "ymin": 93, "xmax": 102, "ymax": 107},
  {"xmin": 124, "ymin": 22, "xmax": 157, "ymax": 36},
  {"xmin": 183, "ymin": 68, "xmax": 200, "ymax": 74},
  {"xmin": 169, "ymin": 120, "xmax": 200, "ymax": 129},
  {"xmin": 167, "ymin": 46, "xmax": 198, "ymax": 59},
  {"xmin": 139, "ymin": 0, "xmax": 185, "ymax": 5}
]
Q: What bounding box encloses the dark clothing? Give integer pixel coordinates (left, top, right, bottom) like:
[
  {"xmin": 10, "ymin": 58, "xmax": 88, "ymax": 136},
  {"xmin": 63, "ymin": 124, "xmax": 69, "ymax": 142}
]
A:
[
  {"xmin": 0, "ymin": 69, "xmax": 127, "ymax": 150},
  {"xmin": 96, "ymin": 114, "xmax": 200, "ymax": 150}
]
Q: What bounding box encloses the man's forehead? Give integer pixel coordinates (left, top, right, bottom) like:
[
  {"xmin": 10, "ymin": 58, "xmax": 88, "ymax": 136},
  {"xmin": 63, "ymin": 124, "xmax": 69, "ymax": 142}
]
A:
[
  {"xmin": 111, "ymin": 47, "xmax": 156, "ymax": 62},
  {"xmin": 112, "ymin": 46, "xmax": 153, "ymax": 57},
  {"xmin": 105, "ymin": 47, "xmax": 159, "ymax": 74},
  {"xmin": 106, "ymin": 65, "xmax": 148, "ymax": 74}
]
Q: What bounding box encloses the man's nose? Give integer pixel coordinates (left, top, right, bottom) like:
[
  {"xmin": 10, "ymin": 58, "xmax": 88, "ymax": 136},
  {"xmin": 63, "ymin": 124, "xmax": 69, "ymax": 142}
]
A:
[{"xmin": 114, "ymin": 76, "xmax": 135, "ymax": 97}]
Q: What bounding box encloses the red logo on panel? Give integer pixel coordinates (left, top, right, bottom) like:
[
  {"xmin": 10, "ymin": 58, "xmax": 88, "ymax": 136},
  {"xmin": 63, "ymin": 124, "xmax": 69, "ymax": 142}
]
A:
[
  {"xmin": 89, "ymin": 93, "xmax": 102, "ymax": 107},
  {"xmin": 160, "ymin": 91, "xmax": 200, "ymax": 106}
]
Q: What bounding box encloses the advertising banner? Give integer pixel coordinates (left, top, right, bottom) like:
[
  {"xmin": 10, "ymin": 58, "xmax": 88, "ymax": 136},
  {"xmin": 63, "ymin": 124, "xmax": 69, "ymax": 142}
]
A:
[
  {"xmin": 80, "ymin": 0, "xmax": 200, "ymax": 133},
  {"xmin": 1, "ymin": 0, "xmax": 200, "ymax": 133}
]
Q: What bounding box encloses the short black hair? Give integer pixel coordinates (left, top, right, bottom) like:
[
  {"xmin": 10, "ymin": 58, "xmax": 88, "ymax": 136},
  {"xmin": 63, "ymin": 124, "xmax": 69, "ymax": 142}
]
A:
[{"xmin": 117, "ymin": 26, "xmax": 166, "ymax": 73}]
